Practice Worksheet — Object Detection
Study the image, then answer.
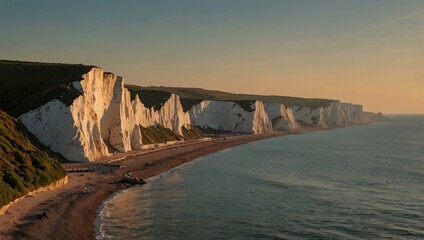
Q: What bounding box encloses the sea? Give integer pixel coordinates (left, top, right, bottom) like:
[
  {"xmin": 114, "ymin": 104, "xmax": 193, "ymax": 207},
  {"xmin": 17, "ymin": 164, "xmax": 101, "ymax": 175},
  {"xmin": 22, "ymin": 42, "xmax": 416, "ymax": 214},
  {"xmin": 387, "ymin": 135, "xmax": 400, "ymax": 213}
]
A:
[{"xmin": 96, "ymin": 115, "xmax": 424, "ymax": 240}]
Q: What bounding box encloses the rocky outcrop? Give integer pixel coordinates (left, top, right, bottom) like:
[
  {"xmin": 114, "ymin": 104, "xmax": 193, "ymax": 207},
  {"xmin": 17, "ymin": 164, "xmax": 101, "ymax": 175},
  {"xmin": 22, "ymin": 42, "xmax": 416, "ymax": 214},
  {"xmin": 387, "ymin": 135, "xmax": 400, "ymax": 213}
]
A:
[
  {"xmin": 189, "ymin": 100, "xmax": 272, "ymax": 134},
  {"xmin": 131, "ymin": 93, "xmax": 191, "ymax": 135},
  {"xmin": 20, "ymin": 99, "xmax": 88, "ymax": 161},
  {"xmin": 291, "ymin": 106, "xmax": 328, "ymax": 128},
  {"xmin": 362, "ymin": 111, "xmax": 389, "ymax": 123},
  {"xmin": 18, "ymin": 67, "xmax": 385, "ymax": 162},
  {"xmin": 323, "ymin": 101, "xmax": 364, "ymax": 127},
  {"xmin": 263, "ymin": 102, "xmax": 298, "ymax": 131},
  {"xmin": 20, "ymin": 68, "xmax": 193, "ymax": 162},
  {"xmin": 290, "ymin": 101, "xmax": 377, "ymax": 129}
]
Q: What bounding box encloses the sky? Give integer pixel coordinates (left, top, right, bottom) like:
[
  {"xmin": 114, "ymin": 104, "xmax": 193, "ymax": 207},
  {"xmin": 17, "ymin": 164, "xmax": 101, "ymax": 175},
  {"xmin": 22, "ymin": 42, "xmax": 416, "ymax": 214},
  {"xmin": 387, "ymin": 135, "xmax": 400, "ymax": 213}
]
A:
[{"xmin": 1, "ymin": 0, "xmax": 423, "ymax": 114}]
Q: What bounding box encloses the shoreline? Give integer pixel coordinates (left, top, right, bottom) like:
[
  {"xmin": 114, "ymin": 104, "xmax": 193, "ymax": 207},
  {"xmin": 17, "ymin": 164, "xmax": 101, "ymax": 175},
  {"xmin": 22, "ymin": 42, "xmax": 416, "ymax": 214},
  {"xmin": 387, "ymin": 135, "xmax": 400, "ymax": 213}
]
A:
[
  {"xmin": 0, "ymin": 176, "xmax": 69, "ymax": 216},
  {"xmin": 94, "ymin": 157, "xmax": 205, "ymax": 239},
  {"xmin": 0, "ymin": 130, "xmax": 302, "ymax": 240}
]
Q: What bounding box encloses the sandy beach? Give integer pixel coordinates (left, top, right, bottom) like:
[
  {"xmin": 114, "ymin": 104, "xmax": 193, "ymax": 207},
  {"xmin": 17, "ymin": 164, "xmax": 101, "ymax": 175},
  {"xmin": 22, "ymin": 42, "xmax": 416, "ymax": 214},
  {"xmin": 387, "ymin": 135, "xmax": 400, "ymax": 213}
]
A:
[{"xmin": 0, "ymin": 131, "xmax": 301, "ymax": 240}]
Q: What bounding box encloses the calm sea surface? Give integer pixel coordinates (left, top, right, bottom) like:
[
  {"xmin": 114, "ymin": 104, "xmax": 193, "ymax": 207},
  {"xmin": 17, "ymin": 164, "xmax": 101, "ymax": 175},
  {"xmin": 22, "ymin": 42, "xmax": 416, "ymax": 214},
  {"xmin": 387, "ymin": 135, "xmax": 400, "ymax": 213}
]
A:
[{"xmin": 97, "ymin": 115, "xmax": 424, "ymax": 239}]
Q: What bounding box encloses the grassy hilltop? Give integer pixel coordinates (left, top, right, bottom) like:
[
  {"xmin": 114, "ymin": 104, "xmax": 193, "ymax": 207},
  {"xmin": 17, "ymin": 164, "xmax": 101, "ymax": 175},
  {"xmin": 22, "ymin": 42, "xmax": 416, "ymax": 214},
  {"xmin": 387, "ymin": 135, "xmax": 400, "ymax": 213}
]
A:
[
  {"xmin": 126, "ymin": 85, "xmax": 334, "ymax": 112},
  {"xmin": 0, "ymin": 60, "xmax": 93, "ymax": 117}
]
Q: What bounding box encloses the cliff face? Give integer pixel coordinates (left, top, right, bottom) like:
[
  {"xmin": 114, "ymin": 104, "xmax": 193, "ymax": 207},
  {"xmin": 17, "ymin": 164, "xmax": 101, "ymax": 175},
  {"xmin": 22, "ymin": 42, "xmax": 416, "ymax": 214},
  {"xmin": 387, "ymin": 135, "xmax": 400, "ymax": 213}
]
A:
[
  {"xmin": 290, "ymin": 101, "xmax": 372, "ymax": 129},
  {"xmin": 291, "ymin": 106, "xmax": 328, "ymax": 128},
  {"xmin": 20, "ymin": 68, "xmax": 193, "ymax": 162},
  {"xmin": 17, "ymin": 66, "xmax": 385, "ymax": 162},
  {"xmin": 132, "ymin": 93, "xmax": 191, "ymax": 135},
  {"xmin": 322, "ymin": 101, "xmax": 364, "ymax": 127},
  {"xmin": 263, "ymin": 102, "xmax": 298, "ymax": 131},
  {"xmin": 189, "ymin": 100, "xmax": 272, "ymax": 134}
]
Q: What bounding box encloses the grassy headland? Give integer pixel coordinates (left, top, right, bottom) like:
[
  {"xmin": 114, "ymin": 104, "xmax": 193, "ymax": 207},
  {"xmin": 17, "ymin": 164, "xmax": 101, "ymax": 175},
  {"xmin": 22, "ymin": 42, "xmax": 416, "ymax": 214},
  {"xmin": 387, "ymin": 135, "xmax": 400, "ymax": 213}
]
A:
[
  {"xmin": 0, "ymin": 60, "xmax": 93, "ymax": 117},
  {"xmin": 126, "ymin": 85, "xmax": 334, "ymax": 111},
  {"xmin": 0, "ymin": 110, "xmax": 66, "ymax": 208}
]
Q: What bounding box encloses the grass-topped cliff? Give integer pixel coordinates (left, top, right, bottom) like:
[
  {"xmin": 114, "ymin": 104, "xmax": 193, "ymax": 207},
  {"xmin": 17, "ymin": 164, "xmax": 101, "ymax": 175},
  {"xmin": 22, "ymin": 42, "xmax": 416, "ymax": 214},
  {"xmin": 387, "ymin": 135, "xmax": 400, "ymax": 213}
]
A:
[
  {"xmin": 0, "ymin": 111, "xmax": 66, "ymax": 208},
  {"xmin": 0, "ymin": 60, "xmax": 333, "ymax": 116},
  {"xmin": 0, "ymin": 60, "xmax": 93, "ymax": 117},
  {"xmin": 126, "ymin": 85, "xmax": 334, "ymax": 111}
]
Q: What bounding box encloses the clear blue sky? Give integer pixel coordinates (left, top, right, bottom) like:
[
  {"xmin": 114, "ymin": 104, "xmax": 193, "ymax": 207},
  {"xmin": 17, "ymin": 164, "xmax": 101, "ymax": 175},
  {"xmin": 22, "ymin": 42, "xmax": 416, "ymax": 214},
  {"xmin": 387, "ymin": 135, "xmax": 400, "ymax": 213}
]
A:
[{"xmin": 1, "ymin": 0, "xmax": 423, "ymax": 113}]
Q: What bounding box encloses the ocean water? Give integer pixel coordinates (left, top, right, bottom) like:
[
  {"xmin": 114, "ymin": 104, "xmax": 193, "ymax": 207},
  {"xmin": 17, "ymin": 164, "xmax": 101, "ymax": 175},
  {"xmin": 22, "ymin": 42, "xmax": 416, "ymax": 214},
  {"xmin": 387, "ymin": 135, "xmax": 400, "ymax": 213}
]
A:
[{"xmin": 97, "ymin": 115, "xmax": 424, "ymax": 240}]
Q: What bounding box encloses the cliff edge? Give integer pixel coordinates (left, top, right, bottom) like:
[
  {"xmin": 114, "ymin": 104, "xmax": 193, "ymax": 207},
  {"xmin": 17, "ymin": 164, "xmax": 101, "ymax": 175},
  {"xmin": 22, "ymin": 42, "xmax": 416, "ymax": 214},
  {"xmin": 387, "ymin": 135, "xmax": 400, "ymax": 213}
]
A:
[{"xmin": 0, "ymin": 60, "xmax": 388, "ymax": 162}]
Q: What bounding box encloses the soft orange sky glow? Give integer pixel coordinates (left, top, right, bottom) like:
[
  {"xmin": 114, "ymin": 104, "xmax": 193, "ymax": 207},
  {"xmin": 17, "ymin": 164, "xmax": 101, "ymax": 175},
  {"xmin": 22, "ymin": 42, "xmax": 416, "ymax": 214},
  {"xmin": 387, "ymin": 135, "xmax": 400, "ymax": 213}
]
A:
[{"xmin": 1, "ymin": 1, "xmax": 423, "ymax": 113}]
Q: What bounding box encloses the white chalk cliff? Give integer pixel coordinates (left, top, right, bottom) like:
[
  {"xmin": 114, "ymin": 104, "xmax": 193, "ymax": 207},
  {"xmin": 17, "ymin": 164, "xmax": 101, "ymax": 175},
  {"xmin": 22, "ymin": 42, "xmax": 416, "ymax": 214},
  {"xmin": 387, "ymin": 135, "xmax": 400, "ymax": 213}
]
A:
[
  {"xmin": 19, "ymin": 67, "xmax": 385, "ymax": 162},
  {"xmin": 21, "ymin": 68, "xmax": 191, "ymax": 162},
  {"xmin": 189, "ymin": 101, "xmax": 272, "ymax": 134},
  {"xmin": 263, "ymin": 102, "xmax": 299, "ymax": 131}
]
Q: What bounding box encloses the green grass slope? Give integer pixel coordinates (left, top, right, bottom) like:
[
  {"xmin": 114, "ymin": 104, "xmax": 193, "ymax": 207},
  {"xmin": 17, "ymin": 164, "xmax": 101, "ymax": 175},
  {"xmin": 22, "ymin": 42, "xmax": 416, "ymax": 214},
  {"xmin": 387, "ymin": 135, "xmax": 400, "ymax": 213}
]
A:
[
  {"xmin": 126, "ymin": 85, "xmax": 334, "ymax": 111},
  {"xmin": 0, "ymin": 60, "xmax": 93, "ymax": 117},
  {"xmin": 140, "ymin": 125, "xmax": 182, "ymax": 144},
  {"xmin": 0, "ymin": 111, "xmax": 66, "ymax": 208},
  {"xmin": 140, "ymin": 124, "xmax": 204, "ymax": 144},
  {"xmin": 181, "ymin": 125, "xmax": 205, "ymax": 140}
]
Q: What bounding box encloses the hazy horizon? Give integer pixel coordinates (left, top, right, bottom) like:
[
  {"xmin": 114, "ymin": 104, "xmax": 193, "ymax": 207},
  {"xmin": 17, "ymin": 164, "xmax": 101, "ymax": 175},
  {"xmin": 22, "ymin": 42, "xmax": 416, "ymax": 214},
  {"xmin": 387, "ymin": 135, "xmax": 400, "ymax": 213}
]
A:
[{"xmin": 1, "ymin": 0, "xmax": 423, "ymax": 114}]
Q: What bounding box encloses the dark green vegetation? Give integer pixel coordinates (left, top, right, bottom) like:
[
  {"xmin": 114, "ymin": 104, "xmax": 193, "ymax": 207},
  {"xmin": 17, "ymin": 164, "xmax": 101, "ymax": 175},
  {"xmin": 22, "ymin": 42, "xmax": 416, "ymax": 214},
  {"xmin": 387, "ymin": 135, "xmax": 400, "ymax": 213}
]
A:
[
  {"xmin": 140, "ymin": 125, "xmax": 181, "ymax": 144},
  {"xmin": 0, "ymin": 60, "xmax": 77, "ymax": 208},
  {"xmin": 196, "ymin": 126, "xmax": 233, "ymax": 135},
  {"xmin": 181, "ymin": 125, "xmax": 204, "ymax": 140},
  {"xmin": 0, "ymin": 111, "xmax": 66, "ymax": 208},
  {"xmin": 132, "ymin": 86, "xmax": 334, "ymax": 111},
  {"xmin": 233, "ymin": 101, "xmax": 255, "ymax": 112},
  {"xmin": 140, "ymin": 124, "xmax": 204, "ymax": 145},
  {"xmin": 126, "ymin": 85, "xmax": 172, "ymax": 111},
  {"xmin": 0, "ymin": 60, "xmax": 93, "ymax": 117}
]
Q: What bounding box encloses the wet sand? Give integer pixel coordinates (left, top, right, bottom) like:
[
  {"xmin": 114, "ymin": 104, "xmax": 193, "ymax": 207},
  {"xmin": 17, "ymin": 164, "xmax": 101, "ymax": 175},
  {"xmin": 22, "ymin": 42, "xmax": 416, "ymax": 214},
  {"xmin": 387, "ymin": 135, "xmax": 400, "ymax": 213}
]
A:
[{"xmin": 0, "ymin": 131, "xmax": 300, "ymax": 240}]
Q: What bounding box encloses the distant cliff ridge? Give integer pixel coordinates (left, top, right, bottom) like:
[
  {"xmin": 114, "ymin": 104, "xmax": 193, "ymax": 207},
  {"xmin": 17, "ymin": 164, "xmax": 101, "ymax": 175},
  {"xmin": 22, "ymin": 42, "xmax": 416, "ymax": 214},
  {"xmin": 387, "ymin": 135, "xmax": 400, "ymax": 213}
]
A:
[{"xmin": 0, "ymin": 61, "xmax": 387, "ymax": 162}]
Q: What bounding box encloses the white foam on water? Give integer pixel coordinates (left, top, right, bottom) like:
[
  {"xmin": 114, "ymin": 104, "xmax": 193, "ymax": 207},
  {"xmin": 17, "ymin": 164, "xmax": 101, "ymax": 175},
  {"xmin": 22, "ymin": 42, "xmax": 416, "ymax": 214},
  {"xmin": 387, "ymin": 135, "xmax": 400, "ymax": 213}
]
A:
[{"xmin": 94, "ymin": 156, "xmax": 206, "ymax": 239}]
